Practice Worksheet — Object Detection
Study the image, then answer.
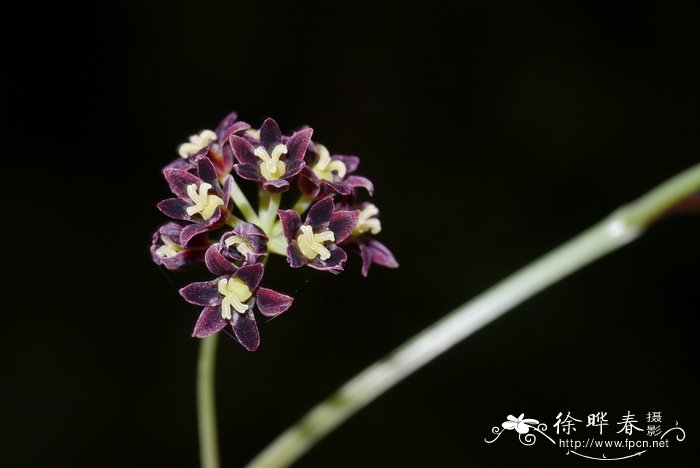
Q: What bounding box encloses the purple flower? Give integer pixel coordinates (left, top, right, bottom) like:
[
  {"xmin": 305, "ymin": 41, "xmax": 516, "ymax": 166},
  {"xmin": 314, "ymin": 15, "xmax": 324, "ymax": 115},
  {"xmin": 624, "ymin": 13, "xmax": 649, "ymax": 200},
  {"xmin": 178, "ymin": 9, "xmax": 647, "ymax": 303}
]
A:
[
  {"xmin": 150, "ymin": 222, "xmax": 210, "ymax": 271},
  {"xmin": 298, "ymin": 143, "xmax": 374, "ymax": 197},
  {"xmin": 230, "ymin": 118, "xmax": 313, "ymax": 193},
  {"xmin": 205, "ymin": 223, "xmax": 268, "ymax": 275},
  {"xmin": 157, "ymin": 157, "xmax": 232, "ymax": 245},
  {"xmin": 179, "ymin": 264, "xmax": 294, "ymax": 351},
  {"xmin": 340, "ymin": 203, "xmax": 399, "ymax": 276},
  {"xmin": 165, "ymin": 112, "xmax": 251, "ymax": 179},
  {"xmin": 278, "ymin": 197, "xmax": 359, "ymax": 273}
]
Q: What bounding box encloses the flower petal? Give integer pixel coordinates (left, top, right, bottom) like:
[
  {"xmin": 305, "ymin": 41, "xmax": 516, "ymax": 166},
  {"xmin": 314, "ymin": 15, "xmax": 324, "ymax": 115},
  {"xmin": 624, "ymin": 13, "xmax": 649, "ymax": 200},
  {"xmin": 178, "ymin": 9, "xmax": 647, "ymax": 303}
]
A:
[
  {"xmin": 333, "ymin": 155, "xmax": 359, "ymax": 174},
  {"xmin": 180, "ymin": 223, "xmax": 212, "ymax": 246},
  {"xmin": 256, "ymin": 287, "xmax": 294, "ymax": 317},
  {"xmin": 230, "ymin": 135, "xmax": 258, "ymax": 165},
  {"xmin": 233, "ymin": 163, "xmax": 263, "ymax": 182},
  {"xmin": 205, "ymin": 244, "xmax": 238, "ymax": 275},
  {"xmin": 298, "ymin": 166, "xmax": 320, "ymax": 197},
  {"xmin": 309, "ymin": 245, "xmax": 347, "ymax": 274},
  {"xmin": 305, "ymin": 197, "xmax": 334, "ymax": 230},
  {"xmin": 278, "ymin": 210, "xmax": 302, "ymax": 242},
  {"xmin": 260, "ymin": 117, "xmax": 282, "ymax": 151},
  {"xmin": 196, "ymin": 156, "xmax": 219, "ymax": 188},
  {"xmin": 515, "ymin": 423, "xmax": 530, "ymax": 434},
  {"xmin": 286, "ymin": 128, "xmax": 313, "ymax": 161},
  {"xmin": 345, "ymin": 175, "xmax": 374, "ymax": 195},
  {"xmin": 282, "ymin": 159, "xmax": 305, "ymax": 180},
  {"xmin": 262, "ymin": 178, "xmax": 290, "ymax": 193},
  {"xmin": 502, "ymin": 421, "xmax": 517, "ymax": 430},
  {"xmin": 164, "ymin": 169, "xmax": 202, "ymax": 200},
  {"xmin": 329, "ymin": 210, "xmax": 360, "ymax": 244},
  {"xmin": 232, "ymin": 310, "xmax": 260, "ymax": 351},
  {"xmin": 157, "ymin": 198, "xmax": 192, "ymax": 221},
  {"xmin": 193, "ymin": 305, "xmax": 228, "ymax": 338},
  {"xmin": 235, "ymin": 263, "xmax": 264, "ymax": 291},
  {"xmin": 180, "ymin": 280, "xmax": 221, "ymax": 306},
  {"xmin": 359, "ymin": 239, "xmax": 399, "ymax": 276},
  {"xmin": 286, "ymin": 244, "xmax": 305, "ymax": 268}
]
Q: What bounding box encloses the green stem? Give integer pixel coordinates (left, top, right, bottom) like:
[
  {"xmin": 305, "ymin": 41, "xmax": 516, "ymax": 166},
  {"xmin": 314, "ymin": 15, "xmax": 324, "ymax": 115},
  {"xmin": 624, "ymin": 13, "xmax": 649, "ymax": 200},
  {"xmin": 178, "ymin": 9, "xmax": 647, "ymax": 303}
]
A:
[
  {"xmin": 292, "ymin": 195, "xmax": 313, "ymax": 214},
  {"xmin": 246, "ymin": 163, "xmax": 700, "ymax": 468},
  {"xmin": 197, "ymin": 334, "xmax": 220, "ymax": 468},
  {"xmin": 229, "ymin": 179, "xmax": 259, "ymax": 224}
]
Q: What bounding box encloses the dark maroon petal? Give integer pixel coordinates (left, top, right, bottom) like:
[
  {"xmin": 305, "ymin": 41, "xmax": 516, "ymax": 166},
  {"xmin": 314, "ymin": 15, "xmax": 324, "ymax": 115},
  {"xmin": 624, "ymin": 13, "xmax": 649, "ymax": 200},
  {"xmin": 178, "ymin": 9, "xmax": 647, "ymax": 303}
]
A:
[
  {"xmin": 196, "ymin": 157, "xmax": 219, "ymax": 188},
  {"xmin": 278, "ymin": 210, "xmax": 302, "ymax": 242},
  {"xmin": 298, "ymin": 166, "xmax": 321, "ymax": 197},
  {"xmin": 205, "ymin": 245, "xmax": 238, "ymax": 275},
  {"xmin": 329, "ymin": 210, "xmax": 360, "ymax": 243},
  {"xmin": 163, "ymin": 157, "xmax": 192, "ymax": 172},
  {"xmin": 262, "ymin": 179, "xmax": 290, "ymax": 193},
  {"xmin": 180, "ymin": 280, "xmax": 221, "ymax": 306},
  {"xmin": 286, "ymin": 128, "xmax": 313, "ymax": 161},
  {"xmin": 230, "ymin": 135, "xmax": 258, "ymax": 165},
  {"xmin": 309, "ymin": 245, "xmax": 347, "ymax": 274},
  {"xmin": 164, "ymin": 169, "xmax": 202, "ymax": 200},
  {"xmin": 193, "ymin": 305, "xmax": 228, "ymax": 338},
  {"xmin": 157, "ymin": 249, "xmax": 206, "ymax": 271},
  {"xmin": 286, "ymin": 244, "xmax": 306, "ymax": 268},
  {"xmin": 234, "ymin": 222, "xmax": 267, "ymax": 239},
  {"xmin": 216, "ymin": 111, "xmax": 238, "ymax": 134},
  {"xmin": 232, "ymin": 311, "xmax": 260, "ymax": 351},
  {"xmin": 256, "ymin": 288, "xmax": 294, "ymax": 317},
  {"xmin": 157, "ymin": 198, "xmax": 192, "ymax": 221},
  {"xmin": 235, "ymin": 263, "xmax": 264, "ymax": 290},
  {"xmin": 305, "ymin": 197, "xmax": 334, "ymax": 230},
  {"xmin": 333, "ymin": 155, "xmax": 360, "ymax": 174},
  {"xmin": 325, "ymin": 181, "xmax": 352, "ymax": 196},
  {"xmin": 282, "ymin": 159, "xmax": 305, "ymax": 181},
  {"xmin": 233, "ymin": 163, "xmax": 263, "ymax": 181},
  {"xmin": 221, "ymin": 175, "xmax": 232, "ymax": 204},
  {"xmin": 360, "ymin": 239, "xmax": 399, "ymax": 277},
  {"xmin": 220, "ymin": 144, "xmax": 235, "ymax": 174},
  {"xmin": 260, "ymin": 118, "xmax": 282, "ymax": 151},
  {"xmin": 181, "ymin": 223, "xmax": 211, "ymax": 246},
  {"xmin": 345, "ymin": 175, "xmax": 374, "ymax": 195}
]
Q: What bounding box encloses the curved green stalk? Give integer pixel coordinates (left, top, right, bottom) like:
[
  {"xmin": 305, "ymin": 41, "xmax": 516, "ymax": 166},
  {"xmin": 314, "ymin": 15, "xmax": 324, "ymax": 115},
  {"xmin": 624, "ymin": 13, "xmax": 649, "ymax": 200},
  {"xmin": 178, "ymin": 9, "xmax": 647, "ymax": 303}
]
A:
[
  {"xmin": 198, "ymin": 334, "xmax": 220, "ymax": 468},
  {"xmin": 246, "ymin": 163, "xmax": 700, "ymax": 468}
]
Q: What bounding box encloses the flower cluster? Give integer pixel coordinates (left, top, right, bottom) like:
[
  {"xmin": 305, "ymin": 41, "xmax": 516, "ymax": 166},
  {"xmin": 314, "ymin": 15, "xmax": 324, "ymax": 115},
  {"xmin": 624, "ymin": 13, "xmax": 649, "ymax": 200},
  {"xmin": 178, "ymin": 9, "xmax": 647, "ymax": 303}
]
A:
[{"xmin": 151, "ymin": 112, "xmax": 398, "ymax": 351}]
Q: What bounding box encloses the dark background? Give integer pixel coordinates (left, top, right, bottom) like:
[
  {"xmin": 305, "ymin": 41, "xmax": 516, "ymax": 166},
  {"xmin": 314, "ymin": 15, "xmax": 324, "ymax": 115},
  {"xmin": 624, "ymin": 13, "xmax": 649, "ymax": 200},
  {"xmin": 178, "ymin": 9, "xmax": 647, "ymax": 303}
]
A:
[{"xmin": 4, "ymin": 1, "xmax": 698, "ymax": 467}]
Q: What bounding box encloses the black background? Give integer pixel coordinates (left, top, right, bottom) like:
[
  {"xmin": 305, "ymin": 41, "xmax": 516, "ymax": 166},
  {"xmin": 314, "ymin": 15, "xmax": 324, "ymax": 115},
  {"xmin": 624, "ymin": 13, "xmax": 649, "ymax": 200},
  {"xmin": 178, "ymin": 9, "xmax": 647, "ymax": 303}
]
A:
[{"xmin": 4, "ymin": 1, "xmax": 699, "ymax": 467}]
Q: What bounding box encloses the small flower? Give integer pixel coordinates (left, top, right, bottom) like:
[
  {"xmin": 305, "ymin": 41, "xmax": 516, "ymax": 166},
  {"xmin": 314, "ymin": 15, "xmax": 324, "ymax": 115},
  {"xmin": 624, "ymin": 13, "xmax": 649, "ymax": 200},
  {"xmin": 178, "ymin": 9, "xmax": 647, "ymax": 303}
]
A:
[
  {"xmin": 179, "ymin": 264, "xmax": 294, "ymax": 351},
  {"xmin": 502, "ymin": 414, "xmax": 540, "ymax": 434},
  {"xmin": 205, "ymin": 223, "xmax": 268, "ymax": 275},
  {"xmin": 150, "ymin": 222, "xmax": 210, "ymax": 271},
  {"xmin": 178, "ymin": 130, "xmax": 217, "ymax": 159},
  {"xmin": 165, "ymin": 113, "xmax": 250, "ymax": 179},
  {"xmin": 338, "ymin": 202, "xmax": 398, "ymax": 276},
  {"xmin": 157, "ymin": 157, "xmax": 232, "ymax": 245},
  {"xmin": 298, "ymin": 143, "xmax": 374, "ymax": 198},
  {"xmin": 230, "ymin": 118, "xmax": 313, "ymax": 192},
  {"xmin": 278, "ymin": 197, "xmax": 359, "ymax": 273}
]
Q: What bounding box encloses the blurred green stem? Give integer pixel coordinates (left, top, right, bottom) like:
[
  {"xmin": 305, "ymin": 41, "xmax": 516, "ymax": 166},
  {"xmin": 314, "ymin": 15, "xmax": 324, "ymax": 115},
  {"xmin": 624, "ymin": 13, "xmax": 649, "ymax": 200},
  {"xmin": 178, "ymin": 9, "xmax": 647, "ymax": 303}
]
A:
[
  {"xmin": 246, "ymin": 163, "xmax": 700, "ymax": 468},
  {"xmin": 198, "ymin": 334, "xmax": 220, "ymax": 468}
]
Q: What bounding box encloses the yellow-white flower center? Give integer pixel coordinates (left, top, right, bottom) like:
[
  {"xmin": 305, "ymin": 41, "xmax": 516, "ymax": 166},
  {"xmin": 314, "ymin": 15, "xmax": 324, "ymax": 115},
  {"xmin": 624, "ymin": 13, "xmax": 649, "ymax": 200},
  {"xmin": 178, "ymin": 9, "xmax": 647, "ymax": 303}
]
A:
[
  {"xmin": 218, "ymin": 277, "xmax": 253, "ymax": 319},
  {"xmin": 254, "ymin": 144, "xmax": 288, "ymax": 181},
  {"xmin": 311, "ymin": 144, "xmax": 347, "ymax": 182},
  {"xmin": 224, "ymin": 235, "xmax": 255, "ymax": 256},
  {"xmin": 354, "ymin": 204, "xmax": 382, "ymax": 235},
  {"xmin": 185, "ymin": 183, "xmax": 224, "ymax": 220},
  {"xmin": 296, "ymin": 225, "xmax": 335, "ymax": 260},
  {"xmin": 155, "ymin": 236, "xmax": 183, "ymax": 258},
  {"xmin": 245, "ymin": 129, "xmax": 261, "ymax": 140},
  {"xmin": 178, "ymin": 130, "xmax": 217, "ymax": 158}
]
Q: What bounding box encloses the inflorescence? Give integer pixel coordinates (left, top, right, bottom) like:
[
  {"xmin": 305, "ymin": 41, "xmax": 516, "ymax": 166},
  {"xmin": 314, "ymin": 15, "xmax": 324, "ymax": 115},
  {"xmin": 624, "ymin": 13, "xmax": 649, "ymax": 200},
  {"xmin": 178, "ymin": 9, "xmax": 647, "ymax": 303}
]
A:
[{"xmin": 151, "ymin": 112, "xmax": 398, "ymax": 351}]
